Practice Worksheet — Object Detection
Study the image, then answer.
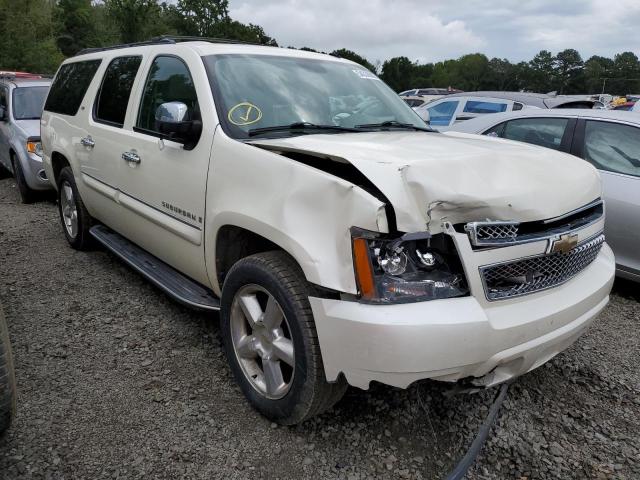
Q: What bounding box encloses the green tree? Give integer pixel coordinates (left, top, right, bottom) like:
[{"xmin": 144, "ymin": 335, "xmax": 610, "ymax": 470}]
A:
[
  {"xmin": 330, "ymin": 49, "xmax": 376, "ymax": 72},
  {"xmin": 55, "ymin": 0, "xmax": 92, "ymax": 56},
  {"xmin": 528, "ymin": 50, "xmax": 556, "ymax": 92},
  {"xmin": 0, "ymin": 0, "xmax": 63, "ymax": 73},
  {"xmin": 554, "ymin": 48, "xmax": 584, "ymax": 93},
  {"xmin": 584, "ymin": 55, "xmax": 614, "ymax": 94},
  {"xmin": 104, "ymin": 0, "xmax": 170, "ymax": 43},
  {"xmin": 610, "ymin": 51, "xmax": 640, "ymax": 94},
  {"xmin": 457, "ymin": 53, "xmax": 490, "ymax": 90},
  {"xmin": 379, "ymin": 56, "xmax": 415, "ymax": 92},
  {"xmin": 171, "ymin": 0, "xmax": 229, "ymax": 37}
]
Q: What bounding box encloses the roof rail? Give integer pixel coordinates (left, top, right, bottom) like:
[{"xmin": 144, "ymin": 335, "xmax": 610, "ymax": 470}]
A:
[{"xmin": 74, "ymin": 35, "xmax": 259, "ymax": 56}]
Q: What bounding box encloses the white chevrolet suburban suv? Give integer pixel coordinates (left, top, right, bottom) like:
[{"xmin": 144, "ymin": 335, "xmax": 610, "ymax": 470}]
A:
[{"xmin": 41, "ymin": 37, "xmax": 615, "ymax": 425}]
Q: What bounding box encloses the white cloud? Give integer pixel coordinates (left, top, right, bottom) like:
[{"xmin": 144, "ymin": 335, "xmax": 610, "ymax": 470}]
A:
[
  {"xmin": 228, "ymin": 0, "xmax": 640, "ymax": 64},
  {"xmin": 229, "ymin": 0, "xmax": 485, "ymax": 64}
]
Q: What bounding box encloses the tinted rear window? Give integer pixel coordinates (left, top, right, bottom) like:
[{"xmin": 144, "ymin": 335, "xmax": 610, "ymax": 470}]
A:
[
  {"xmin": 44, "ymin": 60, "xmax": 101, "ymax": 116},
  {"xmin": 94, "ymin": 56, "xmax": 142, "ymax": 126}
]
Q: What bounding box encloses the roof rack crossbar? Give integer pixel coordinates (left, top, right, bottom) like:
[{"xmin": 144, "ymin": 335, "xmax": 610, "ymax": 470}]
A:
[{"xmin": 74, "ymin": 35, "xmax": 259, "ymax": 57}]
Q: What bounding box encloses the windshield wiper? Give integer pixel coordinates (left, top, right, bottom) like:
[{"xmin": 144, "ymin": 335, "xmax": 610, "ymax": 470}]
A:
[
  {"xmin": 354, "ymin": 120, "xmax": 433, "ymax": 132},
  {"xmin": 248, "ymin": 122, "xmax": 361, "ymax": 137}
]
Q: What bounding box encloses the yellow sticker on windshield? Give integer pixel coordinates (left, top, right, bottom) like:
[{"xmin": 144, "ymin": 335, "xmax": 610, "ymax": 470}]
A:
[{"xmin": 228, "ymin": 102, "xmax": 263, "ymax": 126}]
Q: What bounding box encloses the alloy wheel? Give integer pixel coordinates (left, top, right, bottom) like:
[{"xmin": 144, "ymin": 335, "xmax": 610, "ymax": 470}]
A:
[
  {"xmin": 230, "ymin": 284, "xmax": 295, "ymax": 399},
  {"xmin": 60, "ymin": 181, "xmax": 78, "ymax": 239}
]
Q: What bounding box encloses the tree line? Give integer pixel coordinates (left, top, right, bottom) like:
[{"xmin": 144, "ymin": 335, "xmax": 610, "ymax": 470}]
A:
[{"xmin": 1, "ymin": 0, "xmax": 639, "ymax": 96}]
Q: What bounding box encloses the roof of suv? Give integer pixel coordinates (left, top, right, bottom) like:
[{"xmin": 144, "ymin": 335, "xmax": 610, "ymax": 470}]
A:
[{"xmin": 70, "ymin": 37, "xmax": 356, "ymax": 65}]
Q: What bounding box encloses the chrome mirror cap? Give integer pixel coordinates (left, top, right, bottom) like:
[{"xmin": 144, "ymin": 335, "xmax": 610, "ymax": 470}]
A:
[{"xmin": 155, "ymin": 101, "xmax": 188, "ymax": 124}]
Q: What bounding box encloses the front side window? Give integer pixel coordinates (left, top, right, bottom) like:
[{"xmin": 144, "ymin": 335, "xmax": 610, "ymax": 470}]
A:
[
  {"xmin": 44, "ymin": 60, "xmax": 102, "ymax": 116},
  {"xmin": 203, "ymin": 54, "xmax": 426, "ymax": 138},
  {"xmin": 426, "ymin": 100, "xmax": 459, "ymax": 126},
  {"xmin": 137, "ymin": 56, "xmax": 200, "ymax": 134},
  {"xmin": 12, "ymin": 86, "xmax": 50, "ymax": 120},
  {"xmin": 94, "ymin": 56, "xmax": 142, "ymax": 126},
  {"xmin": 463, "ymin": 100, "xmax": 508, "ymax": 114},
  {"xmin": 584, "ymin": 121, "xmax": 640, "ymax": 178},
  {"xmin": 500, "ymin": 117, "xmax": 569, "ymax": 150}
]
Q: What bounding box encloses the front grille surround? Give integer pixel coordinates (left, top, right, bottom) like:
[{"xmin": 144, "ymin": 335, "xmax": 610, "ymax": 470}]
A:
[
  {"xmin": 480, "ymin": 233, "xmax": 605, "ymax": 301},
  {"xmin": 464, "ymin": 199, "xmax": 603, "ymax": 248}
]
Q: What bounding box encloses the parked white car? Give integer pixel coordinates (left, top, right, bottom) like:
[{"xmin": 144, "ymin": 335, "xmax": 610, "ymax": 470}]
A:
[{"xmin": 41, "ymin": 38, "xmax": 614, "ymax": 424}]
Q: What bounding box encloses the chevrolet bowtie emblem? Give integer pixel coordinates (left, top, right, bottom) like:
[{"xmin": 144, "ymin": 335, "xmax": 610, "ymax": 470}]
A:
[{"xmin": 550, "ymin": 233, "xmax": 579, "ymax": 255}]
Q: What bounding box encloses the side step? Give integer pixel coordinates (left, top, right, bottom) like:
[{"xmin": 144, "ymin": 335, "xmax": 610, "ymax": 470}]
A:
[{"xmin": 90, "ymin": 225, "xmax": 220, "ymax": 311}]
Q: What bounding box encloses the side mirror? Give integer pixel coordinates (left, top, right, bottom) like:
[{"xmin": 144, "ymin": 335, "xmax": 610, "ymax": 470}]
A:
[{"xmin": 155, "ymin": 102, "xmax": 202, "ymax": 151}]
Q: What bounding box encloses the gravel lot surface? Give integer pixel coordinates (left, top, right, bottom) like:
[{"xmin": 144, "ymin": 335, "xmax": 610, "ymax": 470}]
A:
[{"xmin": 0, "ymin": 175, "xmax": 639, "ymax": 480}]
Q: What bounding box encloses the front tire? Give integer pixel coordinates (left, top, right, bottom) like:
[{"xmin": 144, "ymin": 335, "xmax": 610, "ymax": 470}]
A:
[
  {"xmin": 57, "ymin": 166, "xmax": 93, "ymax": 250},
  {"xmin": 221, "ymin": 251, "xmax": 346, "ymax": 425},
  {"xmin": 0, "ymin": 304, "xmax": 16, "ymax": 435},
  {"xmin": 11, "ymin": 156, "xmax": 35, "ymax": 204}
]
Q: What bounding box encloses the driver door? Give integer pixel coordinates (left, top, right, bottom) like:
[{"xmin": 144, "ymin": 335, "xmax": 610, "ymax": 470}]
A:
[{"xmin": 115, "ymin": 52, "xmax": 217, "ymax": 285}]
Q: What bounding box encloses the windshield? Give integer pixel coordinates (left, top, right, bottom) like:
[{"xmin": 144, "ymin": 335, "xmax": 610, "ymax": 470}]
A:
[
  {"xmin": 203, "ymin": 54, "xmax": 427, "ymax": 138},
  {"xmin": 12, "ymin": 86, "xmax": 49, "ymax": 120}
]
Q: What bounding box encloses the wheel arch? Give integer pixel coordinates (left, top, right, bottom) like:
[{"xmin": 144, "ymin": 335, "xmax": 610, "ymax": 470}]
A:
[
  {"xmin": 210, "ymin": 218, "xmax": 321, "ymax": 296},
  {"xmin": 50, "ymin": 151, "xmax": 70, "ymax": 188}
]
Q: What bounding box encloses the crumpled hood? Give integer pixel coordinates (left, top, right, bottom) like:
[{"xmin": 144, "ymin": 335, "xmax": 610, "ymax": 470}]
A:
[{"xmin": 250, "ymin": 131, "xmax": 601, "ymax": 233}]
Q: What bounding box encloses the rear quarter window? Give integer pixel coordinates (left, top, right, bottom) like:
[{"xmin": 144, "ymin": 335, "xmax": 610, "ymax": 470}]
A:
[
  {"xmin": 463, "ymin": 100, "xmax": 508, "ymax": 114},
  {"xmin": 44, "ymin": 59, "xmax": 102, "ymax": 116}
]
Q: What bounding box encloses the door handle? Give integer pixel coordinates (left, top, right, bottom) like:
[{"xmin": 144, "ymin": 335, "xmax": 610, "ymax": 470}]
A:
[
  {"xmin": 122, "ymin": 151, "xmax": 141, "ymax": 164},
  {"xmin": 80, "ymin": 136, "xmax": 95, "ymax": 148}
]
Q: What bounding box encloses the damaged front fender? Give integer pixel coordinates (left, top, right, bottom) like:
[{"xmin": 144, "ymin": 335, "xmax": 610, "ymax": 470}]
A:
[{"xmin": 205, "ymin": 129, "xmax": 386, "ymax": 295}]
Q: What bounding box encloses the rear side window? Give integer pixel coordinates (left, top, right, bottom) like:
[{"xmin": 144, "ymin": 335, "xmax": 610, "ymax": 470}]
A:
[
  {"xmin": 463, "ymin": 100, "xmax": 508, "ymax": 114},
  {"xmin": 584, "ymin": 121, "xmax": 640, "ymax": 178},
  {"xmin": 136, "ymin": 56, "xmax": 199, "ymax": 135},
  {"xmin": 426, "ymin": 100, "xmax": 459, "ymax": 126},
  {"xmin": 45, "ymin": 60, "xmax": 101, "ymax": 116},
  {"xmin": 94, "ymin": 56, "xmax": 142, "ymax": 127},
  {"xmin": 501, "ymin": 117, "xmax": 569, "ymax": 150}
]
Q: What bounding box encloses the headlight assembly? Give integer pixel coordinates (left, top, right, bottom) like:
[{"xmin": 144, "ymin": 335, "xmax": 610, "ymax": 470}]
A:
[
  {"xmin": 26, "ymin": 138, "xmax": 43, "ymax": 157},
  {"xmin": 352, "ymin": 227, "xmax": 469, "ymax": 304}
]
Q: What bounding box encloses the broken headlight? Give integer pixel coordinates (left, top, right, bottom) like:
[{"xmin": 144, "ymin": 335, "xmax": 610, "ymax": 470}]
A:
[{"xmin": 351, "ymin": 228, "xmax": 469, "ymax": 303}]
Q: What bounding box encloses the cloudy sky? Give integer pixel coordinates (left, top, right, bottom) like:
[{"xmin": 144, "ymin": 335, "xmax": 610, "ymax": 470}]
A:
[{"xmin": 229, "ymin": 0, "xmax": 640, "ymax": 64}]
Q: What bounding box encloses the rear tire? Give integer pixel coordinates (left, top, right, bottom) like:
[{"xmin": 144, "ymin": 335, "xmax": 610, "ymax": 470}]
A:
[
  {"xmin": 11, "ymin": 156, "xmax": 35, "ymax": 204},
  {"xmin": 220, "ymin": 251, "xmax": 346, "ymax": 425},
  {"xmin": 0, "ymin": 304, "xmax": 16, "ymax": 435},
  {"xmin": 57, "ymin": 166, "xmax": 93, "ymax": 250}
]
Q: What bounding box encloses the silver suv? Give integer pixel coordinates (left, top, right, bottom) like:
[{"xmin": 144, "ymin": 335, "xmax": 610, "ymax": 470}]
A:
[{"xmin": 0, "ymin": 74, "xmax": 52, "ymax": 203}]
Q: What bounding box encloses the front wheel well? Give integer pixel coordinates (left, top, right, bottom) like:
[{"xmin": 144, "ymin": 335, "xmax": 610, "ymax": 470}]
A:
[
  {"xmin": 51, "ymin": 152, "xmax": 70, "ymax": 187},
  {"xmin": 215, "ymin": 226, "xmax": 281, "ymax": 289}
]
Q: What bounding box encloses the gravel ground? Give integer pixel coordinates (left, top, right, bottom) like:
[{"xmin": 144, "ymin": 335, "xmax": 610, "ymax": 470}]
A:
[{"xmin": 0, "ymin": 175, "xmax": 638, "ymax": 480}]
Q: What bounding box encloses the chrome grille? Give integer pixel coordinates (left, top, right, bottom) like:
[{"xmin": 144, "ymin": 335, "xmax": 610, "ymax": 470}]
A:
[
  {"xmin": 480, "ymin": 234, "xmax": 605, "ymax": 301},
  {"xmin": 476, "ymin": 223, "xmax": 519, "ymax": 241}
]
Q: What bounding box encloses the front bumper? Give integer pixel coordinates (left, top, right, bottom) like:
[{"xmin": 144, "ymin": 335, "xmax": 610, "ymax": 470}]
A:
[
  {"xmin": 20, "ymin": 151, "xmax": 51, "ymax": 191},
  {"xmin": 310, "ymin": 243, "xmax": 615, "ymax": 390}
]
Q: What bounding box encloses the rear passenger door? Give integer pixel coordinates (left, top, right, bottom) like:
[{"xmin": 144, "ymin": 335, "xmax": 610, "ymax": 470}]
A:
[{"xmin": 83, "ymin": 55, "xmax": 143, "ymax": 201}]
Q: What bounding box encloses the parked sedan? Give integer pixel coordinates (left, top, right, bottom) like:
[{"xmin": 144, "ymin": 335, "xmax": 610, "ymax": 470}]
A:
[
  {"xmin": 0, "ymin": 75, "xmax": 52, "ymax": 203},
  {"xmin": 449, "ymin": 109, "xmax": 640, "ymax": 281}
]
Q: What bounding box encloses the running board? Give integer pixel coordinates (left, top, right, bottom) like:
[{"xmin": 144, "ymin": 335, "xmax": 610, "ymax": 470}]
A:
[{"xmin": 90, "ymin": 225, "xmax": 220, "ymax": 311}]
